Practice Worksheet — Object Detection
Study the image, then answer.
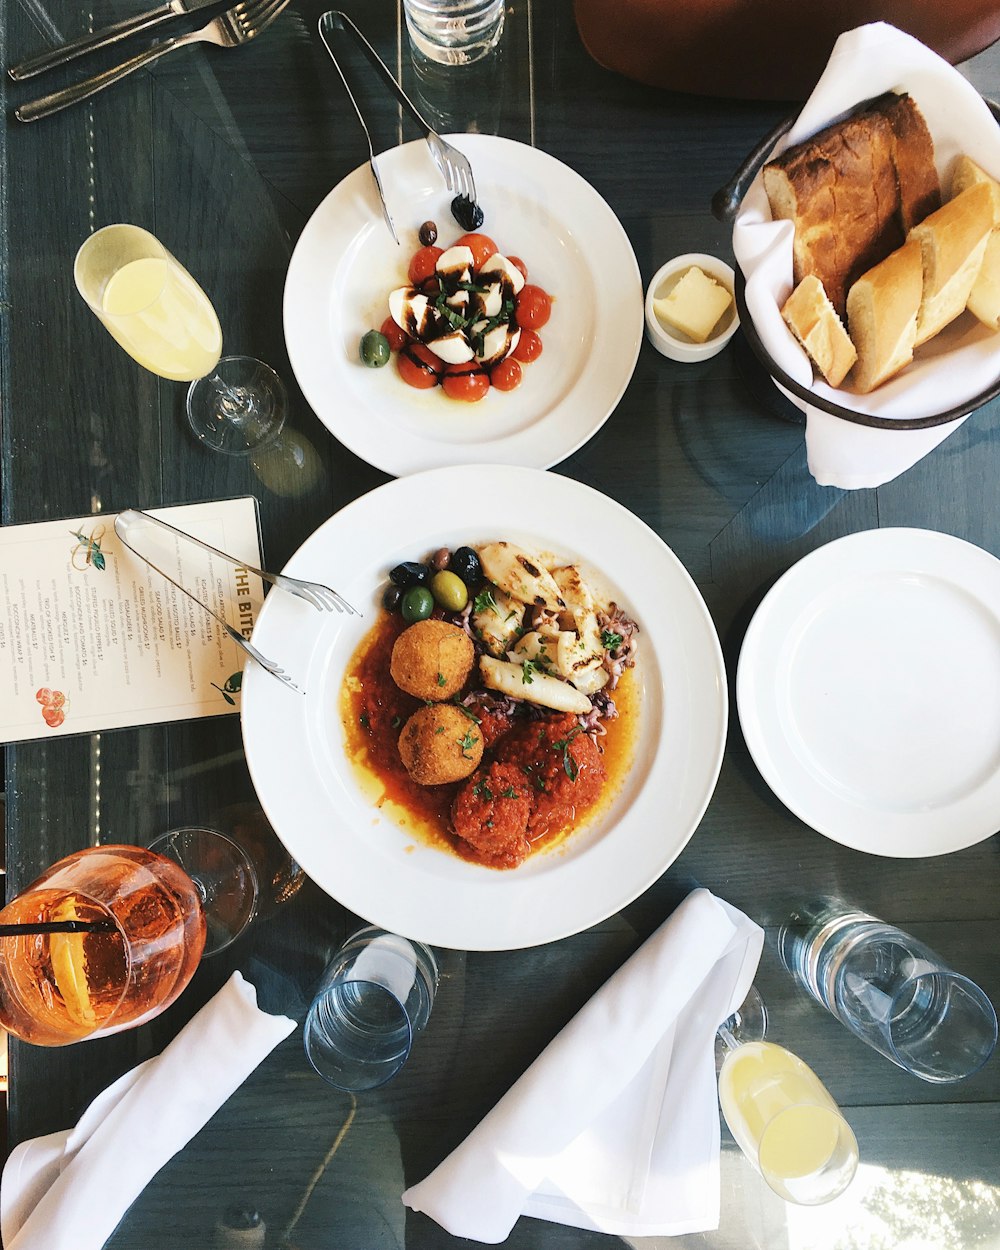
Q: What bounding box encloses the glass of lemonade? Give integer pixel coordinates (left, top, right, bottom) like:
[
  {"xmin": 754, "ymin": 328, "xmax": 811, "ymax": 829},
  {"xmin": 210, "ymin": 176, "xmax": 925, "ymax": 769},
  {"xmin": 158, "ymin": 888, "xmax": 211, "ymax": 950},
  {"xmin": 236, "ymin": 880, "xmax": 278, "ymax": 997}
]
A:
[
  {"xmin": 75, "ymin": 224, "xmax": 286, "ymax": 455},
  {"xmin": 717, "ymin": 991, "xmax": 859, "ymax": 1205},
  {"xmin": 0, "ymin": 845, "xmax": 207, "ymax": 1046},
  {"xmin": 74, "ymin": 224, "xmax": 223, "ymax": 382}
]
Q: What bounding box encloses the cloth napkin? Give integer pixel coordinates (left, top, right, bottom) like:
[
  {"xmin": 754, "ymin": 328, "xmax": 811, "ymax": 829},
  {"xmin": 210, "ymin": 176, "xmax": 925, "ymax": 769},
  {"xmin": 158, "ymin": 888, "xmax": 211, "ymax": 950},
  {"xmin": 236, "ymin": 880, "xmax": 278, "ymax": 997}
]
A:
[
  {"xmin": 0, "ymin": 971, "xmax": 295, "ymax": 1250},
  {"xmin": 402, "ymin": 888, "xmax": 763, "ymax": 1242},
  {"xmin": 733, "ymin": 22, "xmax": 1000, "ymax": 490}
]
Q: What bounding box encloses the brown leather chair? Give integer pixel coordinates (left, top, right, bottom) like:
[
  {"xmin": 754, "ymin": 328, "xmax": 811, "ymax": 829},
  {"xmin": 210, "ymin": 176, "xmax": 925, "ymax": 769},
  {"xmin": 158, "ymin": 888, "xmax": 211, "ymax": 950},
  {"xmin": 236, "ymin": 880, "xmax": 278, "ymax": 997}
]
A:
[{"xmin": 573, "ymin": 0, "xmax": 1000, "ymax": 100}]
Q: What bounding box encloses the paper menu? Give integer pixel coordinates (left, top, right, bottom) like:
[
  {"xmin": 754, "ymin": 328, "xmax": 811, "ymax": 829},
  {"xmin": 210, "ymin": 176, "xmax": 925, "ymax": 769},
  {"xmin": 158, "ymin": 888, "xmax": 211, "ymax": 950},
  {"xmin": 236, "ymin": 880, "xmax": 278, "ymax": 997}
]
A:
[{"xmin": 0, "ymin": 498, "xmax": 265, "ymax": 743}]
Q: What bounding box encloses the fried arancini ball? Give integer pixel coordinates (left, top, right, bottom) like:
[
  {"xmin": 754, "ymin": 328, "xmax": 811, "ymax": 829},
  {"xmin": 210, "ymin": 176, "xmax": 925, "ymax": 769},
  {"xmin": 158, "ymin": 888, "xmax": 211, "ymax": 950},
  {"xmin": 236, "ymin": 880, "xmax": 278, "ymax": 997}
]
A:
[
  {"xmin": 390, "ymin": 619, "xmax": 474, "ymax": 701},
  {"xmin": 397, "ymin": 705, "xmax": 484, "ymax": 785}
]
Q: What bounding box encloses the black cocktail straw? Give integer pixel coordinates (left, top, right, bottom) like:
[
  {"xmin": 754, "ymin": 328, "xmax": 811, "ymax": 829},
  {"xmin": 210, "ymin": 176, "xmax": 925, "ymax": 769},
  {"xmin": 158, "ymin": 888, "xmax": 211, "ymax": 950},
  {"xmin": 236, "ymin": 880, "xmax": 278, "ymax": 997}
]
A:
[{"xmin": 0, "ymin": 920, "xmax": 118, "ymax": 936}]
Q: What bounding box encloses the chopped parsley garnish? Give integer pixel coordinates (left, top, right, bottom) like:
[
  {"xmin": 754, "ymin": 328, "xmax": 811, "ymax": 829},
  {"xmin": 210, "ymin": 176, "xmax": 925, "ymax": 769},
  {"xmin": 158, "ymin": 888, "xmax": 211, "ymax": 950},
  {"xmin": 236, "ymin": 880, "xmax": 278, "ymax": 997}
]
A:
[
  {"xmin": 552, "ymin": 726, "xmax": 583, "ymax": 782},
  {"xmin": 601, "ymin": 628, "xmax": 624, "ymax": 652},
  {"xmin": 458, "ymin": 728, "xmax": 479, "ymax": 759},
  {"xmin": 435, "ymin": 726, "xmax": 446, "ymax": 735},
  {"xmin": 359, "ymin": 712, "xmax": 370, "ymax": 729},
  {"xmin": 521, "ymin": 659, "xmax": 540, "ymax": 685},
  {"xmin": 391, "ymin": 715, "xmax": 402, "ymax": 729},
  {"xmin": 473, "ymin": 779, "xmax": 494, "ymax": 801},
  {"xmin": 473, "ymin": 587, "xmax": 497, "ymax": 615},
  {"xmin": 437, "ymin": 671, "xmax": 446, "ymax": 687},
  {"xmin": 453, "ymin": 700, "xmax": 482, "ymax": 724},
  {"xmin": 500, "ymin": 785, "xmax": 518, "ymax": 799},
  {"xmin": 521, "ymin": 763, "xmax": 546, "ymax": 792}
]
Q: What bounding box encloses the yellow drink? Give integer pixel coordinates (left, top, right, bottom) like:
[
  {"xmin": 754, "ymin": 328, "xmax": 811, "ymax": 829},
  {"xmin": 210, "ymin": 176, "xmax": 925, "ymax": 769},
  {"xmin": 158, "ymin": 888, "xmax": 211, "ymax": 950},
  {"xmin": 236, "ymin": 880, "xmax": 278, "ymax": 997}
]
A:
[
  {"xmin": 718, "ymin": 1040, "xmax": 858, "ymax": 1203},
  {"xmin": 75, "ymin": 225, "xmax": 223, "ymax": 381}
]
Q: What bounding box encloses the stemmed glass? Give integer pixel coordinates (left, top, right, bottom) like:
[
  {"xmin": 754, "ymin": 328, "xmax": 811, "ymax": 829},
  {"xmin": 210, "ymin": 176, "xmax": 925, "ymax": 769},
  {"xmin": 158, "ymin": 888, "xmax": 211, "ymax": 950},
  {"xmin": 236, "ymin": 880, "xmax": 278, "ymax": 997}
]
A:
[
  {"xmin": 74, "ymin": 224, "xmax": 286, "ymax": 455},
  {"xmin": 0, "ymin": 844, "xmax": 207, "ymax": 1046},
  {"xmin": 148, "ymin": 826, "xmax": 260, "ymax": 957},
  {"xmin": 716, "ymin": 988, "xmax": 859, "ymax": 1205}
]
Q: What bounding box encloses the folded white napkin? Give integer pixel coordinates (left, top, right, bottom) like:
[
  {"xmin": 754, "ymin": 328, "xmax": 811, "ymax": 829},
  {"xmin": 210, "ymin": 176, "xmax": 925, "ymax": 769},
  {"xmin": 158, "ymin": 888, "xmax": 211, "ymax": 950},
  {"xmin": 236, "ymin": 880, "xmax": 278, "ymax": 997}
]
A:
[
  {"xmin": 402, "ymin": 888, "xmax": 763, "ymax": 1242},
  {"xmin": 0, "ymin": 972, "xmax": 295, "ymax": 1250},
  {"xmin": 733, "ymin": 22, "xmax": 1000, "ymax": 489}
]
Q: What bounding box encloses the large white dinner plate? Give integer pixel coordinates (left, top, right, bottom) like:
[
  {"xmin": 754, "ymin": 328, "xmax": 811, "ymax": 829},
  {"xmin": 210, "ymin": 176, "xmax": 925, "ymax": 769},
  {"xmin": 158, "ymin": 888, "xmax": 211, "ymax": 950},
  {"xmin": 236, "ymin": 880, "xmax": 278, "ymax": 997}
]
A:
[
  {"xmin": 283, "ymin": 135, "xmax": 642, "ymax": 477},
  {"xmin": 241, "ymin": 466, "xmax": 727, "ymax": 950},
  {"xmin": 737, "ymin": 528, "xmax": 1000, "ymax": 857}
]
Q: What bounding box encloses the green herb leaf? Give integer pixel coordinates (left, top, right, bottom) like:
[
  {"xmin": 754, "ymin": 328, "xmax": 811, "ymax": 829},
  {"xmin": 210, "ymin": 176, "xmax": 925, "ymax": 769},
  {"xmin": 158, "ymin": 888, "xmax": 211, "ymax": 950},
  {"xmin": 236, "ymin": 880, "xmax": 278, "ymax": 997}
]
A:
[
  {"xmin": 359, "ymin": 712, "xmax": 370, "ymax": 729},
  {"xmin": 473, "ymin": 587, "xmax": 497, "ymax": 615},
  {"xmin": 521, "ymin": 659, "xmax": 539, "ymax": 685},
  {"xmin": 454, "ymin": 701, "xmax": 482, "ymax": 724},
  {"xmin": 437, "ymin": 671, "xmax": 446, "ymax": 687},
  {"xmin": 601, "ymin": 628, "xmax": 624, "ymax": 652},
  {"xmin": 473, "ymin": 779, "xmax": 494, "ymax": 801}
]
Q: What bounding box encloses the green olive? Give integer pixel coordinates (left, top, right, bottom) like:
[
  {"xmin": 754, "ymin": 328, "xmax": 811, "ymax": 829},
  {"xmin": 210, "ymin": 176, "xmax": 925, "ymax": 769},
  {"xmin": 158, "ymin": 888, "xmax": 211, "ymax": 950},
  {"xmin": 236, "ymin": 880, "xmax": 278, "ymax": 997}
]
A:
[
  {"xmin": 360, "ymin": 329, "xmax": 390, "ymax": 368},
  {"xmin": 401, "ymin": 585, "xmax": 435, "ymax": 623},
  {"xmin": 430, "ymin": 569, "xmax": 469, "ymax": 612}
]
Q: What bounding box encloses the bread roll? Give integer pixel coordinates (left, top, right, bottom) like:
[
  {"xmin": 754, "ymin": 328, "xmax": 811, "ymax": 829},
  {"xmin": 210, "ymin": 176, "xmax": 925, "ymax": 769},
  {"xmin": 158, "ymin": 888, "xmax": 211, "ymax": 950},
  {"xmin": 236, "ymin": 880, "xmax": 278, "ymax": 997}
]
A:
[
  {"xmin": 846, "ymin": 239, "xmax": 923, "ymax": 393},
  {"xmin": 967, "ymin": 232, "xmax": 1000, "ymax": 330},
  {"xmin": 781, "ymin": 275, "xmax": 857, "ymax": 386},
  {"xmin": 877, "ymin": 92, "xmax": 941, "ymax": 231},
  {"xmin": 908, "ymin": 181, "xmax": 993, "ymax": 346},
  {"xmin": 951, "ymin": 154, "xmax": 1000, "ymax": 226}
]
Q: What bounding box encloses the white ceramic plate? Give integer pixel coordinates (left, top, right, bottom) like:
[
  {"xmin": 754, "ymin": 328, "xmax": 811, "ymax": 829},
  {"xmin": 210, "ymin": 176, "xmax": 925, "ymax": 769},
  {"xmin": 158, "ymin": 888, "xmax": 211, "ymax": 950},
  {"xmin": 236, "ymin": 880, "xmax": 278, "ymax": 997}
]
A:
[
  {"xmin": 737, "ymin": 528, "xmax": 1000, "ymax": 857},
  {"xmin": 241, "ymin": 466, "xmax": 727, "ymax": 950},
  {"xmin": 283, "ymin": 135, "xmax": 643, "ymax": 477}
]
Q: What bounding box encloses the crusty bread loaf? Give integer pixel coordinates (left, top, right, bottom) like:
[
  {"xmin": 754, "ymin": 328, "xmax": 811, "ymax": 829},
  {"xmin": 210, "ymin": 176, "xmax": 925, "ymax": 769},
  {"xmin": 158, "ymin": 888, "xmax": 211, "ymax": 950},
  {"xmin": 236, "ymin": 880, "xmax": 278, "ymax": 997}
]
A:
[
  {"xmin": 764, "ymin": 108, "xmax": 901, "ymax": 317},
  {"xmin": 952, "ymin": 157, "xmax": 1000, "ymax": 329},
  {"xmin": 781, "ymin": 275, "xmax": 857, "ymax": 386},
  {"xmin": 846, "ymin": 239, "xmax": 923, "ymax": 393},
  {"xmin": 951, "ymin": 154, "xmax": 1000, "ymax": 226},
  {"xmin": 908, "ymin": 181, "xmax": 993, "ymax": 346},
  {"xmin": 876, "ymin": 92, "xmax": 941, "ymax": 231}
]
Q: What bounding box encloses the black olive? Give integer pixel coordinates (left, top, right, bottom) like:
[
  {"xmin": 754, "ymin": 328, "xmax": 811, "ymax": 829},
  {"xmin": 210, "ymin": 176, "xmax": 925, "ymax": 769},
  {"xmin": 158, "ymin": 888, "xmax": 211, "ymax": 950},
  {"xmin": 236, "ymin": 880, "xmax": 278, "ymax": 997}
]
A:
[
  {"xmin": 418, "ymin": 220, "xmax": 438, "ymax": 246},
  {"xmin": 389, "ymin": 560, "xmax": 432, "ymax": 589},
  {"xmin": 449, "ymin": 546, "xmax": 482, "ymax": 588},
  {"xmin": 382, "ymin": 584, "xmax": 403, "ymax": 612},
  {"xmin": 451, "ymin": 195, "xmax": 484, "ymax": 231}
]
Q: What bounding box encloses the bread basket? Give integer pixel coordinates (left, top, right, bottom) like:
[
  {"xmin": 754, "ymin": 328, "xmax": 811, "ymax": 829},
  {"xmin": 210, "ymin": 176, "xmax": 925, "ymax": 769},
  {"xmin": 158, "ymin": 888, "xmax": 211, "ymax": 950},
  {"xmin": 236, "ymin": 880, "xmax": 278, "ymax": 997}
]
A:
[{"xmin": 713, "ymin": 97, "xmax": 1000, "ymax": 431}]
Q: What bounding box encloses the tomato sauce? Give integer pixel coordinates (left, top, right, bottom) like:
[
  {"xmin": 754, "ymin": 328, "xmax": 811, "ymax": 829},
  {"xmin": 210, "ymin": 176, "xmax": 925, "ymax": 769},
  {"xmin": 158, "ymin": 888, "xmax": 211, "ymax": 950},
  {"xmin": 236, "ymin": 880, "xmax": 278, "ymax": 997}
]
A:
[{"xmin": 340, "ymin": 612, "xmax": 639, "ymax": 868}]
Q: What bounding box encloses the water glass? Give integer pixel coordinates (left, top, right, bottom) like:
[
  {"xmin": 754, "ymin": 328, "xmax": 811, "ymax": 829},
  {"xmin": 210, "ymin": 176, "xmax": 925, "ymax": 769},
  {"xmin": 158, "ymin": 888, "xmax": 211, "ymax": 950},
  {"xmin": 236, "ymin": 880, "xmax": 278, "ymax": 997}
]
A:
[
  {"xmin": 304, "ymin": 926, "xmax": 438, "ymax": 1091},
  {"xmin": 779, "ymin": 903, "xmax": 997, "ymax": 1083},
  {"xmin": 403, "ymin": 0, "xmax": 504, "ymax": 65}
]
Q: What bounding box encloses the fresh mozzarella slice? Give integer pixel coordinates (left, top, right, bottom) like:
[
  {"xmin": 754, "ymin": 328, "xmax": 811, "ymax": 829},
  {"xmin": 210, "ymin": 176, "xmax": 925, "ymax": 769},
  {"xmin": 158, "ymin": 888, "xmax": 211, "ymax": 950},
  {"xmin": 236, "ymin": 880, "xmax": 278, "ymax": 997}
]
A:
[
  {"xmin": 480, "ymin": 253, "xmax": 526, "ymax": 295},
  {"xmin": 426, "ymin": 331, "xmax": 474, "ymax": 364},
  {"xmin": 436, "ymin": 245, "xmax": 475, "ymax": 278},
  {"xmin": 472, "ymin": 281, "xmax": 503, "ymax": 319},
  {"xmin": 388, "ymin": 287, "xmax": 430, "ymax": 336},
  {"xmin": 475, "ymin": 323, "xmax": 520, "ymax": 366},
  {"xmin": 446, "ymin": 289, "xmax": 470, "ymax": 311}
]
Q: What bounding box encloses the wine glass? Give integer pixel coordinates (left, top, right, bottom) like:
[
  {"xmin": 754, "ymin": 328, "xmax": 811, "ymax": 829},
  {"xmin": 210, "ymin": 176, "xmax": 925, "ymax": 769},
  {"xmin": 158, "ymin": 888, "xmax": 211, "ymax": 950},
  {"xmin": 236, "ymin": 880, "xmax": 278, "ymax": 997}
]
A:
[
  {"xmin": 74, "ymin": 224, "xmax": 286, "ymax": 454},
  {"xmin": 147, "ymin": 826, "xmax": 260, "ymax": 957},
  {"xmin": 716, "ymin": 988, "xmax": 859, "ymax": 1205},
  {"xmin": 0, "ymin": 844, "xmax": 206, "ymax": 1046}
]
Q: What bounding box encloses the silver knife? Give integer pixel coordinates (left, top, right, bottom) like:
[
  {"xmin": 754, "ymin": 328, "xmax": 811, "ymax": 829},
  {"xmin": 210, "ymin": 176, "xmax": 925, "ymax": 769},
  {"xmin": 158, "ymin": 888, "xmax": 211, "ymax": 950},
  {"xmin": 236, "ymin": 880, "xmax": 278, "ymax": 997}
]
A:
[{"xmin": 8, "ymin": 0, "xmax": 220, "ymax": 81}]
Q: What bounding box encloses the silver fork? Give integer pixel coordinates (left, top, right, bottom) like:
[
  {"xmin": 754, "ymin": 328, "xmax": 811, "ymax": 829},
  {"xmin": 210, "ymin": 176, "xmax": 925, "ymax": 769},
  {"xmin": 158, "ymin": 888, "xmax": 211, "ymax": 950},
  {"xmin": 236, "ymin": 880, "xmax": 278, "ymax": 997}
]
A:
[
  {"xmin": 116, "ymin": 509, "xmax": 359, "ymax": 615},
  {"xmin": 318, "ymin": 10, "xmax": 480, "ymax": 236},
  {"xmin": 16, "ymin": 0, "xmax": 292, "ymax": 123}
]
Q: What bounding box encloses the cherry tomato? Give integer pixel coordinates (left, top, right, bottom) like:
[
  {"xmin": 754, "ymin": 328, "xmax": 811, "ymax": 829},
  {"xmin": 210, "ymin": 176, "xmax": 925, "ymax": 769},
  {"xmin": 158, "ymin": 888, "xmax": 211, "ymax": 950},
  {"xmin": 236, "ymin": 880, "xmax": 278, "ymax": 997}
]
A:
[
  {"xmin": 35, "ymin": 687, "xmax": 53, "ymax": 705},
  {"xmin": 48, "ymin": 691, "xmax": 67, "ymax": 709},
  {"xmin": 489, "ymin": 357, "xmax": 523, "ymax": 391},
  {"xmin": 380, "ymin": 316, "xmax": 409, "ymax": 352},
  {"xmin": 512, "ymin": 328, "xmax": 543, "ymax": 363},
  {"xmin": 508, "ymin": 255, "xmax": 528, "ymax": 280},
  {"xmin": 397, "ymin": 344, "xmax": 444, "ymax": 390},
  {"xmin": 441, "ymin": 360, "xmax": 489, "ymax": 402},
  {"xmin": 515, "ymin": 284, "xmax": 552, "ymax": 330},
  {"xmin": 43, "ymin": 707, "xmax": 65, "ymax": 728},
  {"xmin": 454, "ymin": 232, "xmax": 498, "ymax": 269},
  {"xmin": 408, "ymin": 245, "xmax": 443, "ymax": 286}
]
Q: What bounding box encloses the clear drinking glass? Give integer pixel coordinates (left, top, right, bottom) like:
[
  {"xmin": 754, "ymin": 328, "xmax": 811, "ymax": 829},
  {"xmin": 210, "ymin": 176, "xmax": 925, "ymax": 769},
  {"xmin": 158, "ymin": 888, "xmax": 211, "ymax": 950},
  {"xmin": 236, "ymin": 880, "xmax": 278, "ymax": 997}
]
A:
[
  {"xmin": 402, "ymin": 0, "xmax": 504, "ymax": 65},
  {"xmin": 717, "ymin": 988, "xmax": 859, "ymax": 1205},
  {"xmin": 75, "ymin": 225, "xmax": 286, "ymax": 454},
  {"xmin": 304, "ymin": 926, "xmax": 438, "ymax": 1091},
  {"xmin": 147, "ymin": 827, "xmax": 260, "ymax": 957},
  {"xmin": 779, "ymin": 902, "xmax": 998, "ymax": 1083},
  {"xmin": 0, "ymin": 845, "xmax": 206, "ymax": 1046}
]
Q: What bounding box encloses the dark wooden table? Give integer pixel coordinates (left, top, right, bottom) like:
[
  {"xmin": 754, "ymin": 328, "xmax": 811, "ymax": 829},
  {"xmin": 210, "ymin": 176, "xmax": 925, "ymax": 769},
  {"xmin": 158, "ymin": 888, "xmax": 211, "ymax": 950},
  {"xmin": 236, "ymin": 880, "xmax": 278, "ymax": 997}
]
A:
[{"xmin": 2, "ymin": 2, "xmax": 999, "ymax": 1246}]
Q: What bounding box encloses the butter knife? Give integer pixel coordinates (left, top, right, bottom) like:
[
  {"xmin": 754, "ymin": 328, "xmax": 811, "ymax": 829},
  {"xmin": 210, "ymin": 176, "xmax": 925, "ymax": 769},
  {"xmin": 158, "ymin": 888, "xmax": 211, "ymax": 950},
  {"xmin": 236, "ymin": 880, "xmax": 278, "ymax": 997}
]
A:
[{"xmin": 8, "ymin": 0, "xmax": 220, "ymax": 81}]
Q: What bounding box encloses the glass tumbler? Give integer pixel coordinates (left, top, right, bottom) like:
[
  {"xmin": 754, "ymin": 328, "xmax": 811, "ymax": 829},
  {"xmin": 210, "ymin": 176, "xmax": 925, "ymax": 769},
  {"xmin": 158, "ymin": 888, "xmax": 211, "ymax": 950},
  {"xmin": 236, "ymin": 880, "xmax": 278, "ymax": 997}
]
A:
[
  {"xmin": 304, "ymin": 926, "xmax": 438, "ymax": 1091},
  {"xmin": 779, "ymin": 903, "xmax": 997, "ymax": 1083},
  {"xmin": 403, "ymin": 0, "xmax": 504, "ymax": 65}
]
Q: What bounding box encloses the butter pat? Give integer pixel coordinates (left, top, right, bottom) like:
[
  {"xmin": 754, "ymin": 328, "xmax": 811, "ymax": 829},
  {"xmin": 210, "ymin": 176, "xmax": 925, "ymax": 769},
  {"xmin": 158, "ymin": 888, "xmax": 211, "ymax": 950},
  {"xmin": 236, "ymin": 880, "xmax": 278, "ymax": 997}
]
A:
[{"xmin": 654, "ymin": 266, "xmax": 733, "ymax": 343}]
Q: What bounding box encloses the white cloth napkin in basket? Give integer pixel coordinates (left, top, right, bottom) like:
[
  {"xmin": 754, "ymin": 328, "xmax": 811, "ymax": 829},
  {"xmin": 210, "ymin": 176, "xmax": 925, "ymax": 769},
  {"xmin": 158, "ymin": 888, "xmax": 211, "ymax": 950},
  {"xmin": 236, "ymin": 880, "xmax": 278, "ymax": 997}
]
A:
[
  {"xmin": 402, "ymin": 888, "xmax": 764, "ymax": 1242},
  {"xmin": 733, "ymin": 22, "xmax": 1000, "ymax": 489},
  {"xmin": 0, "ymin": 972, "xmax": 295, "ymax": 1250}
]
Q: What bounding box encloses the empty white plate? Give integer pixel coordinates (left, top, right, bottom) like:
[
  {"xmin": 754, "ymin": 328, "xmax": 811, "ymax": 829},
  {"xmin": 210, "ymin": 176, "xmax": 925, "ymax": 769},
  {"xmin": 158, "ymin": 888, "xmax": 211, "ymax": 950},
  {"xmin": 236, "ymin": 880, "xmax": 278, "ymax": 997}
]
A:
[{"xmin": 737, "ymin": 528, "xmax": 1000, "ymax": 857}]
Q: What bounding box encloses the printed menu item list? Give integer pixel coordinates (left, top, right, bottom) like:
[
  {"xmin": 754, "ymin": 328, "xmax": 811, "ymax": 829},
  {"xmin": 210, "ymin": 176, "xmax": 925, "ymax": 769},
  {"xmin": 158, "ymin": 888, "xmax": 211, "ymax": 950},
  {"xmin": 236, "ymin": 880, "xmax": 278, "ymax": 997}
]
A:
[{"xmin": 0, "ymin": 498, "xmax": 265, "ymax": 743}]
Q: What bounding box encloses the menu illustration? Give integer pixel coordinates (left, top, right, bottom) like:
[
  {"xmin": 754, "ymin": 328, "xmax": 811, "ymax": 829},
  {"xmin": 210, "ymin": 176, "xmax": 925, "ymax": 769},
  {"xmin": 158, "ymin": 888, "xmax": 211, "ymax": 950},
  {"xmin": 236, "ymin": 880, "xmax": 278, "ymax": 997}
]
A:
[{"xmin": 0, "ymin": 498, "xmax": 265, "ymax": 743}]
